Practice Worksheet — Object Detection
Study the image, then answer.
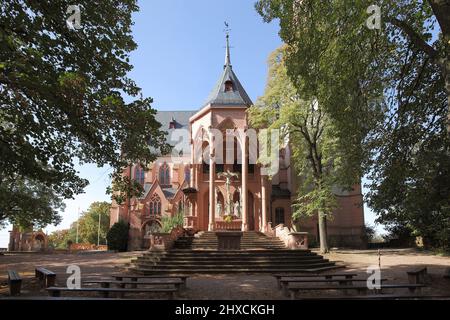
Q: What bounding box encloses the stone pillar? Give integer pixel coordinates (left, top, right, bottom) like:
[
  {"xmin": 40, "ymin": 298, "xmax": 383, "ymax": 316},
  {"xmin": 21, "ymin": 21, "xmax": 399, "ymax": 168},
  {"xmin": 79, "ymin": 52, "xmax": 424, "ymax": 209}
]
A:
[
  {"xmin": 190, "ymin": 139, "xmax": 195, "ymax": 188},
  {"xmin": 241, "ymin": 133, "xmax": 248, "ymax": 231},
  {"xmin": 261, "ymin": 174, "xmax": 267, "ymax": 232},
  {"xmin": 208, "ymin": 137, "xmax": 216, "ymax": 231}
]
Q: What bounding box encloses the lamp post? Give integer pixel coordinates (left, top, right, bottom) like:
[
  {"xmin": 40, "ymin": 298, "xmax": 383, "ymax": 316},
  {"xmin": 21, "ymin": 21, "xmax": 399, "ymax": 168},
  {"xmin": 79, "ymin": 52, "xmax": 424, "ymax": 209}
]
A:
[
  {"xmin": 76, "ymin": 207, "xmax": 80, "ymax": 243},
  {"xmin": 97, "ymin": 212, "xmax": 101, "ymax": 246}
]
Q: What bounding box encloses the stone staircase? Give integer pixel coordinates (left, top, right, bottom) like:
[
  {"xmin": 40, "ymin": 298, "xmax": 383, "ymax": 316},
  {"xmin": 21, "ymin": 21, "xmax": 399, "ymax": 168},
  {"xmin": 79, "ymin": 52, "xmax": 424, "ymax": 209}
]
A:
[
  {"xmin": 129, "ymin": 231, "xmax": 340, "ymax": 274},
  {"xmin": 174, "ymin": 231, "xmax": 287, "ymax": 250}
]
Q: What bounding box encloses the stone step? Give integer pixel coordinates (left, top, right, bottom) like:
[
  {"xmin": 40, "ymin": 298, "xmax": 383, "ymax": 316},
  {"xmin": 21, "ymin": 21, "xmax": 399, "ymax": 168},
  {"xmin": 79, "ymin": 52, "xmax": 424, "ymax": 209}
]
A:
[
  {"xmin": 134, "ymin": 259, "xmax": 332, "ymax": 267},
  {"xmin": 137, "ymin": 255, "xmax": 323, "ymax": 261},
  {"xmin": 142, "ymin": 250, "xmax": 316, "ymax": 256},
  {"xmin": 142, "ymin": 251, "xmax": 316, "ymax": 257},
  {"xmin": 134, "ymin": 260, "xmax": 329, "ymax": 266},
  {"xmin": 129, "ymin": 264, "xmax": 341, "ymax": 274}
]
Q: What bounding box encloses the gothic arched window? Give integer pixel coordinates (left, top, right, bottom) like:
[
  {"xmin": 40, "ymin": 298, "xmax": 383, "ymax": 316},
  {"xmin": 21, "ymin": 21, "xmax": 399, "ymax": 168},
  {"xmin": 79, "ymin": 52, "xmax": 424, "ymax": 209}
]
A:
[
  {"xmin": 148, "ymin": 194, "xmax": 161, "ymax": 216},
  {"xmin": 134, "ymin": 165, "xmax": 145, "ymax": 185},
  {"xmin": 159, "ymin": 162, "xmax": 170, "ymax": 186}
]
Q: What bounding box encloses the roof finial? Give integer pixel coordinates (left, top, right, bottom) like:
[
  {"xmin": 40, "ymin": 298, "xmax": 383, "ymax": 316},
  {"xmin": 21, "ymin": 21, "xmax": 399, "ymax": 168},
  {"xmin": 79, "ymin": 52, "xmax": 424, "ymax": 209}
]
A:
[{"xmin": 224, "ymin": 21, "xmax": 231, "ymax": 69}]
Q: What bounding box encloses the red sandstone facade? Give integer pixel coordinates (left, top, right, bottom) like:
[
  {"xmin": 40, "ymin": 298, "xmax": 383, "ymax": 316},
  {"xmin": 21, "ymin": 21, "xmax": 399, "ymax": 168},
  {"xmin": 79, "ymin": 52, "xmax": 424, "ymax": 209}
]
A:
[{"xmin": 110, "ymin": 37, "xmax": 365, "ymax": 250}]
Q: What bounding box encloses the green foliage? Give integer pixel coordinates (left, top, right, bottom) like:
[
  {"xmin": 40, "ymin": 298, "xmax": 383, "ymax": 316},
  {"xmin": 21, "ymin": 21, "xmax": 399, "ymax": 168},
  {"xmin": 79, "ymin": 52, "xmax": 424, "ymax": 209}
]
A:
[
  {"xmin": 160, "ymin": 213, "xmax": 184, "ymax": 233},
  {"xmin": 48, "ymin": 229, "xmax": 71, "ymax": 249},
  {"xmin": 76, "ymin": 202, "xmax": 111, "ymax": 245},
  {"xmin": 255, "ymin": 0, "xmax": 450, "ymax": 250},
  {"xmin": 106, "ymin": 220, "xmax": 129, "ymax": 252},
  {"xmin": 363, "ymin": 224, "xmax": 377, "ymax": 243},
  {"xmin": 248, "ymin": 47, "xmax": 360, "ymax": 218},
  {"xmin": 47, "ymin": 201, "xmax": 111, "ymax": 248},
  {"xmin": 0, "ymin": 177, "xmax": 64, "ymax": 229},
  {"xmin": 0, "ymin": 1, "xmax": 170, "ymax": 225}
]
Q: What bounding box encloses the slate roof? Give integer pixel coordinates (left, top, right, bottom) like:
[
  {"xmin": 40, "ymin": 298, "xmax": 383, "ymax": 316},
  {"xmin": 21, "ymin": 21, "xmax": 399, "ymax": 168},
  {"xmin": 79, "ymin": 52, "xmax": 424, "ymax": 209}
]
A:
[
  {"xmin": 139, "ymin": 182, "xmax": 153, "ymax": 199},
  {"xmin": 203, "ymin": 64, "xmax": 253, "ymax": 107},
  {"xmin": 153, "ymin": 110, "xmax": 196, "ymax": 147},
  {"xmin": 203, "ymin": 34, "xmax": 252, "ymax": 107},
  {"xmin": 162, "ymin": 187, "xmax": 177, "ymax": 199}
]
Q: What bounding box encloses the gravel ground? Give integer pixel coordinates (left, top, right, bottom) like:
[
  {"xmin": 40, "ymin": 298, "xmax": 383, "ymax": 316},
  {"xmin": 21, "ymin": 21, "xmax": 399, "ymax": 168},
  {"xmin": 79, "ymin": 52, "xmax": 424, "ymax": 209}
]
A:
[{"xmin": 1, "ymin": 248, "xmax": 449, "ymax": 299}]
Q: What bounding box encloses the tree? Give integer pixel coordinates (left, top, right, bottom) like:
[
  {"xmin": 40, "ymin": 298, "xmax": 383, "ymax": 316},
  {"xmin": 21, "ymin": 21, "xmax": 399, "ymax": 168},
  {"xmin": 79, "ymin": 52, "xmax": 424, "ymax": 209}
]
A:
[
  {"xmin": 48, "ymin": 229, "xmax": 71, "ymax": 249},
  {"xmin": 0, "ymin": 176, "xmax": 64, "ymax": 228},
  {"xmin": 255, "ymin": 0, "xmax": 449, "ymax": 132},
  {"xmin": 0, "ymin": 1, "xmax": 170, "ymax": 226},
  {"xmin": 248, "ymin": 47, "xmax": 363, "ymax": 253},
  {"xmin": 107, "ymin": 220, "xmax": 129, "ymax": 252},
  {"xmin": 76, "ymin": 201, "xmax": 110, "ymax": 245},
  {"xmin": 255, "ymin": 0, "xmax": 450, "ymax": 250}
]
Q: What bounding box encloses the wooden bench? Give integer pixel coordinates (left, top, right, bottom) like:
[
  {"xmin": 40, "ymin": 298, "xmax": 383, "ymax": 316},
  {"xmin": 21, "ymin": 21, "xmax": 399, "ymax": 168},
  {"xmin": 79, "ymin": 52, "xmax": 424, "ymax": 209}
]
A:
[
  {"xmin": 35, "ymin": 267, "xmax": 56, "ymax": 288},
  {"xmin": 111, "ymin": 274, "xmax": 189, "ymax": 289},
  {"xmin": 288, "ymin": 283, "xmax": 426, "ymax": 300},
  {"xmin": 83, "ymin": 279, "xmax": 184, "ymax": 291},
  {"xmin": 7, "ymin": 270, "xmax": 22, "ymax": 296},
  {"xmin": 46, "ymin": 286, "xmax": 177, "ymax": 299},
  {"xmin": 407, "ymin": 267, "xmax": 427, "ymax": 284},
  {"xmin": 279, "ymin": 277, "xmax": 387, "ymax": 296},
  {"xmin": 273, "ymin": 273, "xmax": 358, "ymax": 289}
]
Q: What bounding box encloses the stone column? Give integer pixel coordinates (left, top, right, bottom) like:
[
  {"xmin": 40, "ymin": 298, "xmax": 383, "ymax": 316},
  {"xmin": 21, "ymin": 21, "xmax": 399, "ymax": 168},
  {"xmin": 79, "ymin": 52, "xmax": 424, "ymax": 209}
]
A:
[
  {"xmin": 241, "ymin": 133, "xmax": 248, "ymax": 231},
  {"xmin": 261, "ymin": 174, "xmax": 267, "ymax": 232},
  {"xmin": 208, "ymin": 135, "xmax": 216, "ymax": 231},
  {"xmin": 190, "ymin": 139, "xmax": 195, "ymax": 188}
]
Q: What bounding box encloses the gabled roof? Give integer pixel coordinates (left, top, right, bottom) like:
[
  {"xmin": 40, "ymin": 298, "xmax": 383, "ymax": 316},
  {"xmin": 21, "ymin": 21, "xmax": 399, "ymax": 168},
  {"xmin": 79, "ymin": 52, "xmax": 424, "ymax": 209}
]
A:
[{"xmin": 203, "ymin": 34, "xmax": 253, "ymax": 107}]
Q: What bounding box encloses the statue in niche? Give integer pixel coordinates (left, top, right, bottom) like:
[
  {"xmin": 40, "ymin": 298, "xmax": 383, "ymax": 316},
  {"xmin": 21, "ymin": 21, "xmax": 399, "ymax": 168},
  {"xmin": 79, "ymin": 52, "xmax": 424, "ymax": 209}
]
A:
[
  {"xmin": 234, "ymin": 201, "xmax": 241, "ymax": 218},
  {"xmin": 216, "ymin": 201, "xmax": 222, "ymax": 217}
]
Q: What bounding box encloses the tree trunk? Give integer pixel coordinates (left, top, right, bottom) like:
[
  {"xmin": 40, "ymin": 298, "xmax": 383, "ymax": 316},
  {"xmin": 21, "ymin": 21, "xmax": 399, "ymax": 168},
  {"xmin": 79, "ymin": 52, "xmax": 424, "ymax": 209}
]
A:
[{"xmin": 318, "ymin": 210, "xmax": 329, "ymax": 253}]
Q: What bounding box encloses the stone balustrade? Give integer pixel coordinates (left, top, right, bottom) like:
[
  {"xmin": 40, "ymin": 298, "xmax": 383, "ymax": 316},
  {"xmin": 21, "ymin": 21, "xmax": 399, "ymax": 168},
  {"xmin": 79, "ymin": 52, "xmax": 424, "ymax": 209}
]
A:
[
  {"xmin": 147, "ymin": 226, "xmax": 185, "ymax": 251},
  {"xmin": 274, "ymin": 224, "xmax": 309, "ymax": 250},
  {"xmin": 215, "ymin": 219, "xmax": 242, "ymax": 231}
]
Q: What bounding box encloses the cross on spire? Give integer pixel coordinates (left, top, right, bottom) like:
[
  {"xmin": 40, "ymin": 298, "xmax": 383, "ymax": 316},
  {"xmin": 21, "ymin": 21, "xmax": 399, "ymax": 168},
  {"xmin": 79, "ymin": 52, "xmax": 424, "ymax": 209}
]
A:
[{"xmin": 224, "ymin": 21, "xmax": 231, "ymax": 69}]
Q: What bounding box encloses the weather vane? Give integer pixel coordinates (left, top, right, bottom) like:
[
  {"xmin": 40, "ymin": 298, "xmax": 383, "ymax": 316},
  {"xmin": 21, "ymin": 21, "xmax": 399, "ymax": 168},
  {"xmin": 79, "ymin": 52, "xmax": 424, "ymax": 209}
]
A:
[{"xmin": 223, "ymin": 21, "xmax": 231, "ymax": 35}]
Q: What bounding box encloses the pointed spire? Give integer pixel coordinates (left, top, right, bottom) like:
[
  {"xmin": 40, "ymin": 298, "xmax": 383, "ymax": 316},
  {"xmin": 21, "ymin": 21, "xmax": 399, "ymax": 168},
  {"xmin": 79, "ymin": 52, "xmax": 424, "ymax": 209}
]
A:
[{"xmin": 224, "ymin": 33, "xmax": 231, "ymax": 69}]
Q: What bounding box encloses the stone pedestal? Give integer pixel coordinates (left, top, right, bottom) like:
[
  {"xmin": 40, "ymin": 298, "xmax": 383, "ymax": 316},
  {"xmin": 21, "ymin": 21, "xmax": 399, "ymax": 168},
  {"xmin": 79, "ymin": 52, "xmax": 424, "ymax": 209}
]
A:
[
  {"xmin": 287, "ymin": 232, "xmax": 309, "ymax": 250},
  {"xmin": 216, "ymin": 231, "xmax": 243, "ymax": 250}
]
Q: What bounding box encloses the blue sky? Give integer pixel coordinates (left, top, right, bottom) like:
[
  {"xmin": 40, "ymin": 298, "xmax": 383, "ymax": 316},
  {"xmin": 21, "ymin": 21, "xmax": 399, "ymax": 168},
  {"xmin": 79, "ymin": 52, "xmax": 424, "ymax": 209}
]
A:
[{"xmin": 0, "ymin": 0, "xmax": 383, "ymax": 247}]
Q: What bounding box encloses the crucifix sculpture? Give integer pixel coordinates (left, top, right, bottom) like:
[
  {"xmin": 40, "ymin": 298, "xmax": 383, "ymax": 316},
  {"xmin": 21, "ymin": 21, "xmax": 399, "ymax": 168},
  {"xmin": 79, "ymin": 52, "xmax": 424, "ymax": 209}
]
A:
[{"xmin": 217, "ymin": 170, "xmax": 239, "ymax": 216}]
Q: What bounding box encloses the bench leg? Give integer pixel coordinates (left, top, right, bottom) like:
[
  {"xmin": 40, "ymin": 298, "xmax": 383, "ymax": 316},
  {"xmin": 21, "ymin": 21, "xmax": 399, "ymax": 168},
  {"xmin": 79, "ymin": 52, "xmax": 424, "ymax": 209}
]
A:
[
  {"xmin": 46, "ymin": 275, "xmax": 56, "ymax": 288},
  {"xmin": 276, "ymin": 277, "xmax": 281, "ymax": 290},
  {"xmin": 282, "ymin": 283, "xmax": 289, "ymax": 297},
  {"xmin": 169, "ymin": 291, "xmax": 175, "ymax": 300},
  {"xmin": 49, "ymin": 290, "xmax": 60, "ymax": 297},
  {"xmin": 131, "ymin": 278, "xmax": 138, "ymax": 289},
  {"xmin": 408, "ymin": 274, "xmax": 417, "ymax": 284},
  {"xmin": 9, "ymin": 280, "xmax": 22, "ymax": 296},
  {"xmin": 118, "ymin": 283, "xmax": 125, "ymax": 298},
  {"xmin": 289, "ymin": 290, "xmax": 296, "ymax": 300}
]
